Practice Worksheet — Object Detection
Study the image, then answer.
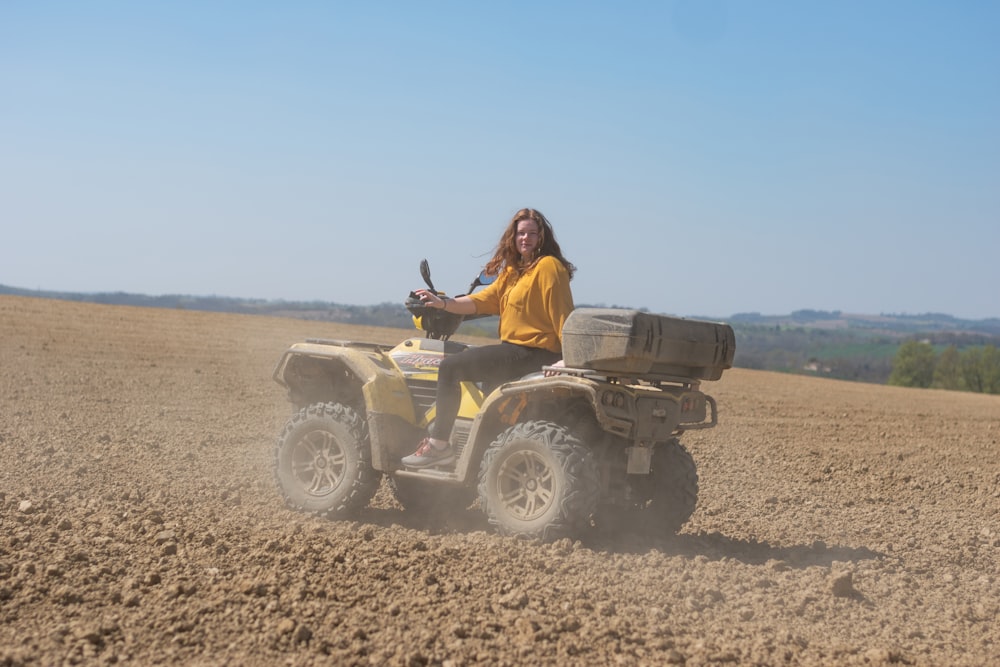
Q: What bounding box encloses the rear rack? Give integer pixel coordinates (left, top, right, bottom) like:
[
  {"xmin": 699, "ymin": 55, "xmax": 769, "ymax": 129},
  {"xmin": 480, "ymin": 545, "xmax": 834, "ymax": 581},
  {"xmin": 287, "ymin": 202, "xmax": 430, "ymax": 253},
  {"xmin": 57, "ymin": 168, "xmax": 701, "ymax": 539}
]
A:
[{"xmin": 545, "ymin": 365, "xmax": 702, "ymax": 390}]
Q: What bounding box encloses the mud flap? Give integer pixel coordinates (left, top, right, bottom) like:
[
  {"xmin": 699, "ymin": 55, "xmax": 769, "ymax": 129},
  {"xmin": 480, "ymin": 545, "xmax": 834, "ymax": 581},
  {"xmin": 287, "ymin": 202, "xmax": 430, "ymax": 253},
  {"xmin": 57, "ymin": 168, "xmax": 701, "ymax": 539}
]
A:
[{"xmin": 626, "ymin": 445, "xmax": 653, "ymax": 474}]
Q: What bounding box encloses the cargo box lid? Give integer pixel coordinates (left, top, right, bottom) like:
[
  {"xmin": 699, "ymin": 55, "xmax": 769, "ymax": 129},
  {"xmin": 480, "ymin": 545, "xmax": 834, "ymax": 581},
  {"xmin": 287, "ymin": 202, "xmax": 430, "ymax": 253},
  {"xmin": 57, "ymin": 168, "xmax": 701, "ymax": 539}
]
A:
[{"xmin": 561, "ymin": 308, "xmax": 735, "ymax": 380}]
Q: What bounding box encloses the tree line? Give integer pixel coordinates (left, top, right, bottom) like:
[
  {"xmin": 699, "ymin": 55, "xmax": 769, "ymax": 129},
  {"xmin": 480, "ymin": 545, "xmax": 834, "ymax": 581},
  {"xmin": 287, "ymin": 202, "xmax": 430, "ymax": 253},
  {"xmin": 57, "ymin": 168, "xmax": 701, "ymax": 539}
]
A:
[
  {"xmin": 730, "ymin": 324, "xmax": 897, "ymax": 384},
  {"xmin": 888, "ymin": 341, "xmax": 1000, "ymax": 393}
]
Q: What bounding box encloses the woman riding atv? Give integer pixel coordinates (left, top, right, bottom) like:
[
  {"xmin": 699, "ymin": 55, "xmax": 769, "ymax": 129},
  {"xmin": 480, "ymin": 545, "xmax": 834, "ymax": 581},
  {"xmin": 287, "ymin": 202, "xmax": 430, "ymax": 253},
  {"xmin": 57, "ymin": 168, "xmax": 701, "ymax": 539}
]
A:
[{"xmin": 402, "ymin": 207, "xmax": 576, "ymax": 468}]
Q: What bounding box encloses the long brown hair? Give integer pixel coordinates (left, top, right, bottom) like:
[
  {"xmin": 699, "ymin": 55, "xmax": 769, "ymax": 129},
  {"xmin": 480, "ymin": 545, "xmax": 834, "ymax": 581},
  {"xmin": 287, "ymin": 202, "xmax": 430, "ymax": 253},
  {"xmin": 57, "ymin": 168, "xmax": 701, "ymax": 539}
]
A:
[{"xmin": 484, "ymin": 208, "xmax": 576, "ymax": 280}]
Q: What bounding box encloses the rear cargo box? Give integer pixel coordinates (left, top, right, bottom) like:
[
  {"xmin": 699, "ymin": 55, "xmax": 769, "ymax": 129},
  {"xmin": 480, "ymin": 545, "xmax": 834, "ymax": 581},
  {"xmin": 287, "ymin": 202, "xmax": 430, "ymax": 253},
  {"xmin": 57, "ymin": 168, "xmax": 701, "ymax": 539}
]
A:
[{"xmin": 561, "ymin": 308, "xmax": 735, "ymax": 381}]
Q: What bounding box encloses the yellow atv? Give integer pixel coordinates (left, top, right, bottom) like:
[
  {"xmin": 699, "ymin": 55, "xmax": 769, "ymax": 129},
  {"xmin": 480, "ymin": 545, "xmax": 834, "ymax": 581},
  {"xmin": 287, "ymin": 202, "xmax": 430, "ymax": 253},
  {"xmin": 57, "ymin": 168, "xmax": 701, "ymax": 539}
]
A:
[{"xmin": 271, "ymin": 261, "xmax": 735, "ymax": 541}]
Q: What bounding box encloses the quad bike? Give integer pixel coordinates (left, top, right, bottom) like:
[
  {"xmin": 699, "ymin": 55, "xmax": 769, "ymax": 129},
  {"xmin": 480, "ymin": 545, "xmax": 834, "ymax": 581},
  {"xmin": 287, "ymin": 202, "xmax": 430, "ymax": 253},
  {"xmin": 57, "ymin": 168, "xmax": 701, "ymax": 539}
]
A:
[{"xmin": 271, "ymin": 260, "xmax": 735, "ymax": 541}]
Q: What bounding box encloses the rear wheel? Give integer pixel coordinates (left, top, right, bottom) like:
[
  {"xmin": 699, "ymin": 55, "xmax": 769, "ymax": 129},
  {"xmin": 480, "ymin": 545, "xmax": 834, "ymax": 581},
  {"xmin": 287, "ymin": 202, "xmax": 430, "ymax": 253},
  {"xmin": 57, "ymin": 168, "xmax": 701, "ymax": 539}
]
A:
[
  {"xmin": 601, "ymin": 439, "xmax": 698, "ymax": 538},
  {"xmin": 647, "ymin": 439, "xmax": 698, "ymax": 534},
  {"xmin": 478, "ymin": 420, "xmax": 599, "ymax": 541},
  {"xmin": 274, "ymin": 402, "xmax": 380, "ymax": 518}
]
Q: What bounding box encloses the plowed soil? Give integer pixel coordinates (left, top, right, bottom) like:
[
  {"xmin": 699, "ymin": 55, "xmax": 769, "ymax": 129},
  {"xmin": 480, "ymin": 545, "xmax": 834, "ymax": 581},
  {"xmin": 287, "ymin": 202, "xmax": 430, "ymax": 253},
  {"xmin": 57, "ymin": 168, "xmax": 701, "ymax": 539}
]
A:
[{"xmin": 1, "ymin": 295, "xmax": 997, "ymax": 666}]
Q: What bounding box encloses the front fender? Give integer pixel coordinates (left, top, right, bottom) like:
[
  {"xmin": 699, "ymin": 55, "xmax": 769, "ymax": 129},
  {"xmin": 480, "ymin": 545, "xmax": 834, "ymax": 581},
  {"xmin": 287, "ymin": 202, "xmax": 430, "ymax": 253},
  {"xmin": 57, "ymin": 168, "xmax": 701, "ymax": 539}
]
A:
[
  {"xmin": 272, "ymin": 340, "xmax": 387, "ymax": 390},
  {"xmin": 273, "ymin": 340, "xmax": 416, "ymax": 470}
]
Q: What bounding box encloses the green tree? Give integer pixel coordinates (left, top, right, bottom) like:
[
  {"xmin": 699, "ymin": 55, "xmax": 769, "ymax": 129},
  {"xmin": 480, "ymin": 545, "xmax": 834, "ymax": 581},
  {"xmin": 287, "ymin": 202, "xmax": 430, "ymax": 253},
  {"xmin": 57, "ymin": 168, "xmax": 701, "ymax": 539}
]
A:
[
  {"xmin": 932, "ymin": 345, "xmax": 964, "ymax": 390},
  {"xmin": 986, "ymin": 345, "xmax": 1000, "ymax": 394},
  {"xmin": 888, "ymin": 341, "xmax": 936, "ymax": 388},
  {"xmin": 961, "ymin": 345, "xmax": 1000, "ymax": 394}
]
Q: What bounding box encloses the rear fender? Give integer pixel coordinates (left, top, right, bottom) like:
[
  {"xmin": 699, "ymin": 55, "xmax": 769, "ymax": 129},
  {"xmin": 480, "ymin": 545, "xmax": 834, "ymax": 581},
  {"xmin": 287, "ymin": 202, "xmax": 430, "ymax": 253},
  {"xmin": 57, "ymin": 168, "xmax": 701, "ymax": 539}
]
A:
[
  {"xmin": 451, "ymin": 375, "xmax": 717, "ymax": 482},
  {"xmin": 451, "ymin": 375, "xmax": 605, "ymax": 482}
]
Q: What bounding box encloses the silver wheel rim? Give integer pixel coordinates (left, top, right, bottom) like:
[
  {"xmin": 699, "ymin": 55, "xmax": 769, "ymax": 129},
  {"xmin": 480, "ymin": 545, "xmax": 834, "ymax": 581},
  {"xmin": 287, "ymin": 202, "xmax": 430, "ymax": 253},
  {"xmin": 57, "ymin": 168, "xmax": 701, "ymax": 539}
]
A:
[
  {"xmin": 497, "ymin": 449, "xmax": 555, "ymax": 521},
  {"xmin": 291, "ymin": 429, "xmax": 346, "ymax": 497}
]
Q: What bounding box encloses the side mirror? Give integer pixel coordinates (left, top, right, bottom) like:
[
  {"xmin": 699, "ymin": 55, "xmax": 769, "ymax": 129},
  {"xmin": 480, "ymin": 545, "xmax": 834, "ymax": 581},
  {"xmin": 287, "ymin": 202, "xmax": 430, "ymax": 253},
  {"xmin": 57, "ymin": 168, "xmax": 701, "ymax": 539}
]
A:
[
  {"xmin": 419, "ymin": 259, "xmax": 436, "ymax": 292},
  {"xmin": 467, "ymin": 270, "xmax": 496, "ymax": 294}
]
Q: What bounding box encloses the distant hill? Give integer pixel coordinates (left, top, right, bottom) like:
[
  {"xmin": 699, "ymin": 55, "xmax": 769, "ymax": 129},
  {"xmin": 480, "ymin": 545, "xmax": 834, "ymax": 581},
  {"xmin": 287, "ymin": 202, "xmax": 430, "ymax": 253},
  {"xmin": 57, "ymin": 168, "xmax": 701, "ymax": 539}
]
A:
[
  {"xmin": 4, "ymin": 285, "xmax": 999, "ymax": 384},
  {"xmin": 728, "ymin": 309, "xmax": 1000, "ymax": 337},
  {"xmin": 0, "ymin": 283, "xmax": 502, "ymax": 338}
]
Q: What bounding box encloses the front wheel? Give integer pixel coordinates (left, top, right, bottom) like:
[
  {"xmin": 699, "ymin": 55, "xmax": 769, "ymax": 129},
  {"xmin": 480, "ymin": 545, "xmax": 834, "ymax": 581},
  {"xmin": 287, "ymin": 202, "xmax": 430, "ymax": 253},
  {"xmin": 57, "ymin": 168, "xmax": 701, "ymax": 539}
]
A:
[
  {"xmin": 478, "ymin": 420, "xmax": 599, "ymax": 541},
  {"xmin": 273, "ymin": 402, "xmax": 380, "ymax": 518}
]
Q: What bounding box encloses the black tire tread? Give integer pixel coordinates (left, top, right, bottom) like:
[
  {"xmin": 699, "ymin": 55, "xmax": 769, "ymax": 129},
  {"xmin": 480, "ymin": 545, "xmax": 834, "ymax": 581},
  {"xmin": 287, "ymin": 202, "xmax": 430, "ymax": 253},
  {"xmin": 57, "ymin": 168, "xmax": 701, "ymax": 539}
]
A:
[
  {"xmin": 647, "ymin": 439, "xmax": 699, "ymax": 535},
  {"xmin": 478, "ymin": 419, "xmax": 599, "ymax": 542},
  {"xmin": 273, "ymin": 402, "xmax": 380, "ymax": 518}
]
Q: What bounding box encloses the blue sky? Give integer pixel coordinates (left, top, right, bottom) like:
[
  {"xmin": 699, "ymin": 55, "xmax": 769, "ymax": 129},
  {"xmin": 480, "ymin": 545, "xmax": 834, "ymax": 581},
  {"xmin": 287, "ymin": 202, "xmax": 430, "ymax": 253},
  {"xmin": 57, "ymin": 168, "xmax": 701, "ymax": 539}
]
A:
[{"xmin": 2, "ymin": 1, "xmax": 998, "ymax": 319}]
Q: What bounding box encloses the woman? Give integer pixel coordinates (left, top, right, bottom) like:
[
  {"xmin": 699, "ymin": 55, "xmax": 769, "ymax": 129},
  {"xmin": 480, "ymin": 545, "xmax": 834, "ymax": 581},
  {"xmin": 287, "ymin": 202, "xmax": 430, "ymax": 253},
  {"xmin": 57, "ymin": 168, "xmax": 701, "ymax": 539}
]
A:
[{"xmin": 402, "ymin": 208, "xmax": 576, "ymax": 468}]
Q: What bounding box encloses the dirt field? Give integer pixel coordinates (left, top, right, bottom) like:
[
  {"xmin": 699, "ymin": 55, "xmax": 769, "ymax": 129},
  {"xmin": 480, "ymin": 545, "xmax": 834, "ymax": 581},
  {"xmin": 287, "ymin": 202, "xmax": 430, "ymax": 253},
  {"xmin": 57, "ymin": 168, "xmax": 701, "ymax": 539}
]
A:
[{"xmin": 1, "ymin": 295, "xmax": 997, "ymax": 666}]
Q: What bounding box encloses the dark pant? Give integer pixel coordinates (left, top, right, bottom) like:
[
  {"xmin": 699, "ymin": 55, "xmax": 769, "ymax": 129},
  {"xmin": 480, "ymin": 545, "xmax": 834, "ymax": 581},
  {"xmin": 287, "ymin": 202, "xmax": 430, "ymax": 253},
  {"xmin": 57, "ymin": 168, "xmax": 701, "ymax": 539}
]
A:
[{"xmin": 429, "ymin": 342, "xmax": 561, "ymax": 442}]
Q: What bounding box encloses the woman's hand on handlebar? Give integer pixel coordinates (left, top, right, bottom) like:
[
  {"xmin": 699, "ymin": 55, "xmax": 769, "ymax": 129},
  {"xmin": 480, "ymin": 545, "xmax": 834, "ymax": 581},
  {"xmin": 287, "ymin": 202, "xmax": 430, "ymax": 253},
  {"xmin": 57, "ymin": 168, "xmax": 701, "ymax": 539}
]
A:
[
  {"xmin": 415, "ymin": 290, "xmax": 476, "ymax": 315},
  {"xmin": 414, "ymin": 289, "xmax": 445, "ymax": 309}
]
